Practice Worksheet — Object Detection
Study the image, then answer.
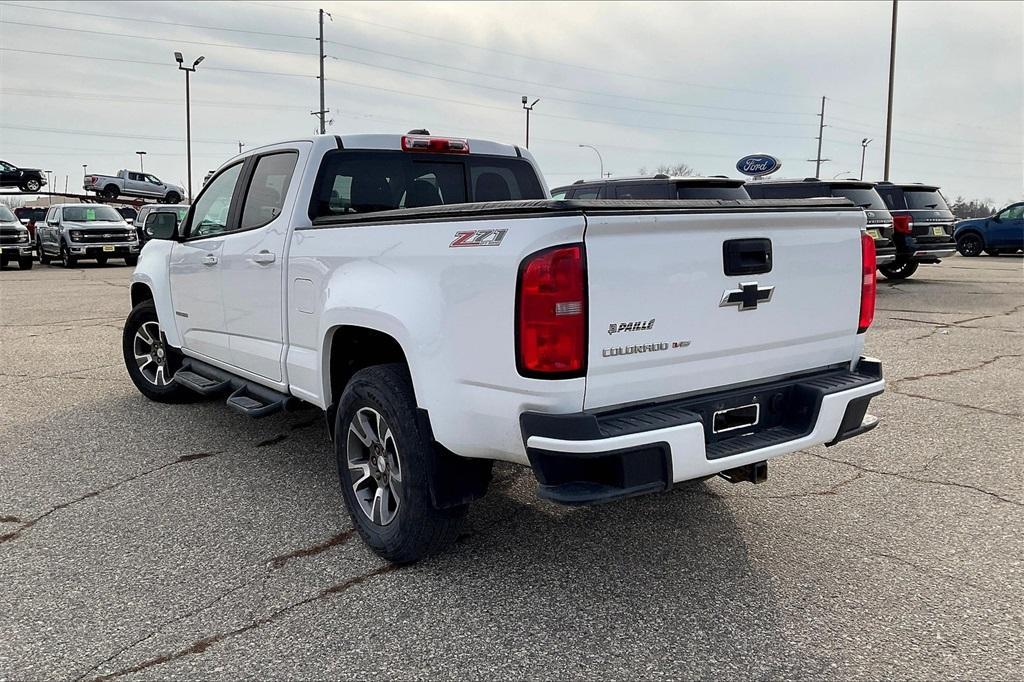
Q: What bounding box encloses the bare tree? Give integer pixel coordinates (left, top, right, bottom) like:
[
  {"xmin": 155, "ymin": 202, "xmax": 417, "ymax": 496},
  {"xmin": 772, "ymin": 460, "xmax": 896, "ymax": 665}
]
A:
[
  {"xmin": 0, "ymin": 196, "xmax": 26, "ymax": 210},
  {"xmin": 638, "ymin": 163, "xmax": 697, "ymax": 177}
]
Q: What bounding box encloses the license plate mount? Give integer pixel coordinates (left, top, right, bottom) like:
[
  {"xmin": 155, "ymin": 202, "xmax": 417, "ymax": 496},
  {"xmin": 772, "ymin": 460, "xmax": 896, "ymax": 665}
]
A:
[{"xmin": 712, "ymin": 403, "xmax": 761, "ymax": 434}]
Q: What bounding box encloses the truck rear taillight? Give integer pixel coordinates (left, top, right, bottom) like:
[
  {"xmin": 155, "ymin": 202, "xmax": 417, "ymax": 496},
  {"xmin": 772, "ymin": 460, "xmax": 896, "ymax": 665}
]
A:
[
  {"xmin": 516, "ymin": 244, "xmax": 587, "ymax": 378},
  {"xmin": 858, "ymin": 232, "xmax": 876, "ymax": 334},
  {"xmin": 892, "ymin": 214, "xmax": 912, "ymax": 234},
  {"xmin": 401, "ymin": 135, "xmax": 470, "ymax": 154}
]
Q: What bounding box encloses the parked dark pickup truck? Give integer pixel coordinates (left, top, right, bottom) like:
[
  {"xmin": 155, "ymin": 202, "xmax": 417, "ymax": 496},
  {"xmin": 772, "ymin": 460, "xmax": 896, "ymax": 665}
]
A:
[
  {"xmin": 873, "ymin": 182, "xmax": 957, "ymax": 279},
  {"xmin": 954, "ymin": 202, "xmax": 1024, "ymax": 257}
]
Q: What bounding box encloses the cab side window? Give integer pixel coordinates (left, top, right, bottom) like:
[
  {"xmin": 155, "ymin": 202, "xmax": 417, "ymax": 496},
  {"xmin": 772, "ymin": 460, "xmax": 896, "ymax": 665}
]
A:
[
  {"xmin": 188, "ymin": 163, "xmax": 243, "ymax": 239},
  {"xmin": 573, "ymin": 187, "xmax": 601, "ymax": 199},
  {"xmin": 240, "ymin": 152, "xmax": 298, "ymax": 230}
]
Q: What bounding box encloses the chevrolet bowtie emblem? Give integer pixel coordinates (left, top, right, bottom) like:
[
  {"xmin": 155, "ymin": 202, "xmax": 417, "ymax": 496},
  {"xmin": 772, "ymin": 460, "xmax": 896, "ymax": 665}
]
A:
[{"xmin": 720, "ymin": 282, "xmax": 774, "ymax": 311}]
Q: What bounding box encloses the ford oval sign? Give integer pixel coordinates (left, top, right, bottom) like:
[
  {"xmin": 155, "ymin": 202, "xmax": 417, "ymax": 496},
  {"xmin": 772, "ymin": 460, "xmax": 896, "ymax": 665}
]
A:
[{"xmin": 736, "ymin": 154, "xmax": 781, "ymax": 177}]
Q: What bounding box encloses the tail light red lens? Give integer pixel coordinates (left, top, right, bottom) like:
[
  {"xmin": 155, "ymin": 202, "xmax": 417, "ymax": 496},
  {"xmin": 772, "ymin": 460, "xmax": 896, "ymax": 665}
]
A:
[
  {"xmin": 858, "ymin": 232, "xmax": 876, "ymax": 333},
  {"xmin": 401, "ymin": 135, "xmax": 470, "ymax": 154},
  {"xmin": 892, "ymin": 214, "xmax": 912, "ymax": 234},
  {"xmin": 516, "ymin": 244, "xmax": 587, "ymax": 377}
]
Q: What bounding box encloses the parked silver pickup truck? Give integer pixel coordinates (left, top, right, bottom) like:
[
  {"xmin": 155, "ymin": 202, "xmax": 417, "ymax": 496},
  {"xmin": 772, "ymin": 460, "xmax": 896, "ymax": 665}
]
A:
[{"xmin": 84, "ymin": 170, "xmax": 185, "ymax": 203}]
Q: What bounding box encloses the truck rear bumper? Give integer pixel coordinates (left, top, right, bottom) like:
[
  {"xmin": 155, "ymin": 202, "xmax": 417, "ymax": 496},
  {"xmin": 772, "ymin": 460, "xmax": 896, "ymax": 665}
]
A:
[
  {"xmin": 875, "ymin": 245, "xmax": 897, "ymax": 265},
  {"xmin": 520, "ymin": 358, "xmax": 884, "ymax": 505}
]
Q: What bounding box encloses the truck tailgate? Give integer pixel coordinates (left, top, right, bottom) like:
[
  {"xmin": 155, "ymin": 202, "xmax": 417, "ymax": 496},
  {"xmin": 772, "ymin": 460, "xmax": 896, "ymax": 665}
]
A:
[{"xmin": 583, "ymin": 208, "xmax": 865, "ymax": 410}]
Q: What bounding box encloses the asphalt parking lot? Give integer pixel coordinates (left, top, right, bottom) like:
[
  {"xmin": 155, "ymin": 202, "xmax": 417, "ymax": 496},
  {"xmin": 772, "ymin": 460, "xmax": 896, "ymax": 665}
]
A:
[{"xmin": 1, "ymin": 255, "xmax": 1021, "ymax": 680}]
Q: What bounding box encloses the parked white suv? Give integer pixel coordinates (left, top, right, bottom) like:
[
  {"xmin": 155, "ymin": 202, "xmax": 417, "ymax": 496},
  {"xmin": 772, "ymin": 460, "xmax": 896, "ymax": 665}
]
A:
[{"xmin": 124, "ymin": 133, "xmax": 884, "ymax": 562}]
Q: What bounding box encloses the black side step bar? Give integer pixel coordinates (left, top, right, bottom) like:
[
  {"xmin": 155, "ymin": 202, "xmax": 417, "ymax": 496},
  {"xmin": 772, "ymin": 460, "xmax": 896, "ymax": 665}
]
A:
[{"xmin": 174, "ymin": 358, "xmax": 294, "ymax": 418}]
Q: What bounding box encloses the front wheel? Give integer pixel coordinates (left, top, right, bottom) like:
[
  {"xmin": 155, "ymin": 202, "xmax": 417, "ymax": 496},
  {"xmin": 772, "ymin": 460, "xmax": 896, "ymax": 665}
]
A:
[
  {"xmin": 122, "ymin": 300, "xmax": 195, "ymax": 402},
  {"xmin": 37, "ymin": 240, "xmax": 50, "ymax": 265},
  {"xmin": 18, "ymin": 256, "xmax": 32, "ymax": 270},
  {"xmin": 125, "ymin": 255, "xmax": 138, "ymax": 266},
  {"xmin": 878, "ymin": 259, "xmax": 919, "ymax": 280},
  {"xmin": 164, "ymin": 192, "xmax": 181, "ymax": 204},
  {"xmin": 21, "ymin": 179, "xmax": 41, "ymax": 192},
  {"xmin": 335, "ymin": 363, "xmax": 468, "ymax": 564},
  {"xmin": 956, "ymin": 233, "xmax": 983, "ymax": 257},
  {"xmin": 59, "ymin": 242, "xmax": 77, "ymax": 268}
]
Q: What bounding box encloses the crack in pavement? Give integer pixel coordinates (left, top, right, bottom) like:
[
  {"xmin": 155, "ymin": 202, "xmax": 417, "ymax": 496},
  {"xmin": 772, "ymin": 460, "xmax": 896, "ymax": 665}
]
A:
[
  {"xmin": 0, "ymin": 515, "xmax": 22, "ymax": 523},
  {"xmin": 268, "ymin": 530, "xmax": 357, "ymax": 569},
  {"xmin": 90, "ymin": 564, "xmax": 399, "ymax": 681},
  {"xmin": 4, "ymin": 363, "xmax": 123, "ymax": 388},
  {"xmin": 254, "ymin": 433, "xmax": 289, "ymax": 447},
  {"xmin": 807, "ymin": 452, "xmax": 1021, "ymax": 507},
  {"xmin": 953, "ymin": 302, "xmax": 1024, "ymax": 326},
  {"xmin": 0, "ymin": 451, "xmax": 225, "ymax": 545},
  {"xmin": 893, "ymin": 353, "xmax": 1024, "ymax": 387},
  {"xmin": 889, "ymin": 387, "xmax": 1023, "ymax": 421}
]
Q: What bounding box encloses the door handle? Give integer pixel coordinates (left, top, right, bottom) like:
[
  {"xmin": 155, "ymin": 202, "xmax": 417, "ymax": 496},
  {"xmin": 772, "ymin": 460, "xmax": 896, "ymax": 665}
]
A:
[
  {"xmin": 202, "ymin": 254, "xmax": 218, "ymax": 266},
  {"xmin": 251, "ymin": 250, "xmax": 276, "ymax": 265}
]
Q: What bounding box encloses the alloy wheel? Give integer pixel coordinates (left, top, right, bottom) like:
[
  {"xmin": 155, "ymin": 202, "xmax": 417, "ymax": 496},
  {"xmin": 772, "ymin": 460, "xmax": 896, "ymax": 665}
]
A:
[
  {"xmin": 133, "ymin": 320, "xmax": 173, "ymax": 386},
  {"xmin": 346, "ymin": 406, "xmax": 403, "ymax": 526}
]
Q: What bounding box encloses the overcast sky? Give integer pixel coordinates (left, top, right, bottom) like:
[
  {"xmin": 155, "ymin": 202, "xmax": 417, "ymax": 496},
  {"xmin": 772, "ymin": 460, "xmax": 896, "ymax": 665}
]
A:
[{"xmin": 1, "ymin": 0, "xmax": 1020, "ymax": 204}]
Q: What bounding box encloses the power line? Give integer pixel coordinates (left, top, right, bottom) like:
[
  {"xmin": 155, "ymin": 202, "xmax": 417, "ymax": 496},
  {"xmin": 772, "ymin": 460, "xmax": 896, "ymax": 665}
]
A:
[
  {"xmin": 0, "ymin": 19, "xmax": 316, "ymax": 57},
  {"xmin": 0, "ymin": 2, "xmax": 314, "ymax": 40},
  {"xmin": 0, "ymin": 87, "xmax": 311, "ymax": 112},
  {"xmin": 327, "ymin": 55, "xmax": 817, "ymax": 129},
  {"xmin": 0, "ymin": 124, "xmax": 239, "ymax": 145}
]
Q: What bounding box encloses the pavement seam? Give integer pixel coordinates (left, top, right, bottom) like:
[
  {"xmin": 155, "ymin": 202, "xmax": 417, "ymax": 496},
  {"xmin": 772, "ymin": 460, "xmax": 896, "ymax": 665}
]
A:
[
  {"xmin": 89, "ymin": 564, "xmax": 398, "ymax": 681},
  {"xmin": 888, "ymin": 386, "xmax": 1023, "ymax": 421},
  {"xmin": 892, "ymin": 353, "xmax": 1024, "ymax": 387},
  {"xmin": 0, "ymin": 451, "xmax": 225, "ymax": 545}
]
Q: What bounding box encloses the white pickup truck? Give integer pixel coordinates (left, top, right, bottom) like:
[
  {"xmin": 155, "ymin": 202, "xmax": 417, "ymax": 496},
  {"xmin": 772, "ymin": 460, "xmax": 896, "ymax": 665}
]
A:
[
  {"xmin": 124, "ymin": 133, "xmax": 884, "ymax": 562},
  {"xmin": 84, "ymin": 170, "xmax": 185, "ymax": 203}
]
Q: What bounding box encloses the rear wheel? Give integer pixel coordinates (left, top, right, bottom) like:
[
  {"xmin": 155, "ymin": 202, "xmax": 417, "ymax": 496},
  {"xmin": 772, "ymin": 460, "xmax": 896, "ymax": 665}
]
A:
[
  {"xmin": 18, "ymin": 255, "xmax": 32, "ymax": 270},
  {"xmin": 37, "ymin": 240, "xmax": 50, "ymax": 265},
  {"xmin": 102, "ymin": 185, "xmax": 119, "ymax": 199},
  {"xmin": 122, "ymin": 300, "xmax": 194, "ymax": 403},
  {"xmin": 956, "ymin": 233, "xmax": 983, "ymax": 257},
  {"xmin": 125, "ymin": 255, "xmax": 139, "ymax": 266},
  {"xmin": 0, "ymin": 257, "xmax": 7, "ymax": 269},
  {"xmin": 878, "ymin": 259, "xmax": 919, "ymax": 280},
  {"xmin": 164, "ymin": 191, "xmax": 181, "ymax": 204},
  {"xmin": 335, "ymin": 363, "xmax": 468, "ymax": 563}
]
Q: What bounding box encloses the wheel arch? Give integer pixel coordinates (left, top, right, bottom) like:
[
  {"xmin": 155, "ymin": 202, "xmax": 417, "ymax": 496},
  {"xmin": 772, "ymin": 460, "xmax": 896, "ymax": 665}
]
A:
[
  {"xmin": 130, "ymin": 282, "xmax": 154, "ymax": 308},
  {"xmin": 955, "ymin": 227, "xmax": 985, "ymax": 243},
  {"xmin": 323, "ymin": 324, "xmax": 412, "ymax": 413}
]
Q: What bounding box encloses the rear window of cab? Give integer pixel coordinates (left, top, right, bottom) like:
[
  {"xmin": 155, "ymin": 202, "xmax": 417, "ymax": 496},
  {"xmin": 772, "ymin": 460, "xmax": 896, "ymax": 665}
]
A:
[{"xmin": 310, "ymin": 151, "xmax": 544, "ymax": 219}]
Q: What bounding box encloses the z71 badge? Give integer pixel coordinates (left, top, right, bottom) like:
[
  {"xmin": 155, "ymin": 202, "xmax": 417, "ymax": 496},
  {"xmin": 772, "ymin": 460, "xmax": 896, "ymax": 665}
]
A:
[{"xmin": 450, "ymin": 229, "xmax": 508, "ymax": 248}]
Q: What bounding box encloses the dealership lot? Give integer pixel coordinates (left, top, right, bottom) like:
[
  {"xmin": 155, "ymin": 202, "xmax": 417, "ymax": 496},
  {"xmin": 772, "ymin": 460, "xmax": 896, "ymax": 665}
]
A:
[{"xmin": 1, "ymin": 257, "xmax": 1021, "ymax": 679}]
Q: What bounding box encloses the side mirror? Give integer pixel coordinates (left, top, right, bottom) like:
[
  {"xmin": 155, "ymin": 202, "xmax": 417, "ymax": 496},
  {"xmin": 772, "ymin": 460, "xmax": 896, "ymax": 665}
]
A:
[
  {"xmin": 47, "ymin": 219, "xmax": 59, "ymax": 226},
  {"xmin": 145, "ymin": 212, "xmax": 178, "ymax": 240}
]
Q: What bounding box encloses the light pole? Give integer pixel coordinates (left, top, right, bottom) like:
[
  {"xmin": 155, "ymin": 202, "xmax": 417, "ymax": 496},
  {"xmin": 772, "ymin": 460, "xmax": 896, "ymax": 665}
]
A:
[
  {"xmin": 238, "ymin": 141, "xmax": 245, "ymax": 154},
  {"xmin": 136, "ymin": 151, "xmax": 147, "ymax": 173},
  {"xmin": 82, "ymin": 164, "xmax": 87, "ymax": 179},
  {"xmin": 521, "ymin": 96, "xmax": 539, "ymax": 148},
  {"xmin": 860, "ymin": 138, "xmax": 873, "ymax": 180},
  {"xmin": 578, "ymin": 144, "xmax": 604, "ymax": 179},
  {"xmin": 884, "ymin": 0, "xmax": 898, "ymax": 180},
  {"xmin": 175, "ymin": 51, "xmax": 204, "ymax": 202},
  {"xmin": 45, "ymin": 170, "xmax": 52, "ymax": 204}
]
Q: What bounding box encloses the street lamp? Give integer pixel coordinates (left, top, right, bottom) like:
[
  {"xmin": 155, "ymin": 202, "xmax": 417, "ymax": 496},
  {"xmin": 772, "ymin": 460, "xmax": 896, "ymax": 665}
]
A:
[
  {"xmin": 45, "ymin": 170, "xmax": 53, "ymax": 204},
  {"xmin": 521, "ymin": 96, "xmax": 539, "ymax": 149},
  {"xmin": 136, "ymin": 150, "xmax": 147, "ymax": 173},
  {"xmin": 175, "ymin": 51, "xmax": 204, "ymax": 202},
  {"xmin": 860, "ymin": 138, "xmax": 873, "ymax": 180},
  {"xmin": 578, "ymin": 144, "xmax": 604, "ymax": 179}
]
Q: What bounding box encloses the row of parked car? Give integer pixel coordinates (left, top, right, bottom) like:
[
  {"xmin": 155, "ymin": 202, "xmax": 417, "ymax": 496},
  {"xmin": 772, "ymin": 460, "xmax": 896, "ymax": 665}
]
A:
[
  {"xmin": 0, "ymin": 203, "xmax": 190, "ymax": 269},
  {"xmin": 551, "ymin": 176, "xmax": 1023, "ymax": 280}
]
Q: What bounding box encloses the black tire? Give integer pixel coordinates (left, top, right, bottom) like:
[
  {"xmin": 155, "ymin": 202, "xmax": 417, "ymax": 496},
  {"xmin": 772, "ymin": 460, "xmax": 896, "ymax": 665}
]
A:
[
  {"xmin": 21, "ymin": 178, "xmax": 41, "ymax": 192},
  {"xmin": 122, "ymin": 300, "xmax": 195, "ymax": 403},
  {"xmin": 37, "ymin": 240, "xmax": 50, "ymax": 265},
  {"xmin": 59, "ymin": 242, "xmax": 77, "ymax": 268},
  {"xmin": 335, "ymin": 363, "xmax": 468, "ymax": 563},
  {"xmin": 0, "ymin": 257, "xmax": 7, "ymax": 269},
  {"xmin": 165, "ymin": 191, "xmax": 181, "ymax": 204},
  {"xmin": 984, "ymin": 248, "xmax": 1001, "ymax": 256},
  {"xmin": 102, "ymin": 185, "xmax": 119, "ymax": 199},
  {"xmin": 96, "ymin": 256, "xmax": 108, "ymax": 266},
  {"xmin": 125, "ymin": 255, "xmax": 139, "ymax": 266},
  {"xmin": 878, "ymin": 259, "xmax": 919, "ymax": 280},
  {"xmin": 956, "ymin": 233, "xmax": 983, "ymax": 257},
  {"xmin": 18, "ymin": 256, "xmax": 33, "ymax": 270}
]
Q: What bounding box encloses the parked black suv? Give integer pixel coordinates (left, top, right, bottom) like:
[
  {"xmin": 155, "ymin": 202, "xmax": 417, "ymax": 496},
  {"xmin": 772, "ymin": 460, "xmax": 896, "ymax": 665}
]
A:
[
  {"xmin": 0, "ymin": 160, "xmax": 46, "ymax": 193},
  {"xmin": 872, "ymin": 182, "xmax": 957, "ymax": 279},
  {"xmin": 744, "ymin": 178, "xmax": 896, "ymax": 267},
  {"xmin": 550, "ymin": 175, "xmax": 750, "ymax": 200}
]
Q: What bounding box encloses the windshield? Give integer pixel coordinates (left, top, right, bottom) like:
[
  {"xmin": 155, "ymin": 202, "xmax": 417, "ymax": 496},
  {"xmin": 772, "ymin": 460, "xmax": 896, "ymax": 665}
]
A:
[
  {"xmin": 0, "ymin": 206, "xmax": 16, "ymax": 222},
  {"xmin": 831, "ymin": 187, "xmax": 888, "ymax": 210},
  {"xmin": 677, "ymin": 184, "xmax": 749, "ymax": 200},
  {"xmin": 62, "ymin": 205, "xmax": 123, "ymax": 222},
  {"xmin": 903, "ymin": 189, "xmax": 950, "ymax": 211}
]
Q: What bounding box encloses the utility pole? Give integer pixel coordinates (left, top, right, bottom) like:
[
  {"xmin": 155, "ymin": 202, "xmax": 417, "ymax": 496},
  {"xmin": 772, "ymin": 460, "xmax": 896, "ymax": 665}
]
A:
[
  {"xmin": 314, "ymin": 9, "xmax": 332, "ymax": 134},
  {"xmin": 238, "ymin": 141, "xmax": 245, "ymax": 154},
  {"xmin": 860, "ymin": 138, "xmax": 873, "ymax": 180},
  {"xmin": 884, "ymin": 0, "xmax": 898, "ymax": 181},
  {"xmin": 522, "ymin": 96, "xmax": 539, "ymax": 148},
  {"xmin": 814, "ymin": 96, "xmax": 826, "ymax": 178}
]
